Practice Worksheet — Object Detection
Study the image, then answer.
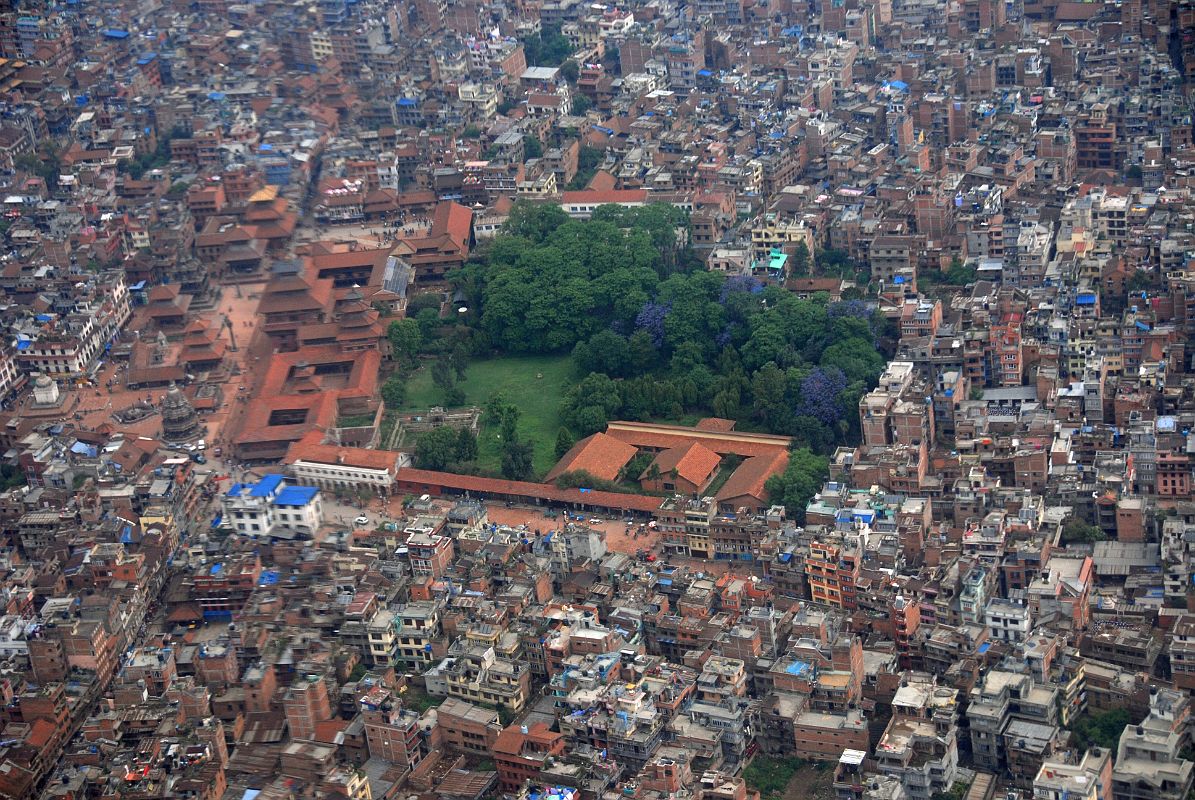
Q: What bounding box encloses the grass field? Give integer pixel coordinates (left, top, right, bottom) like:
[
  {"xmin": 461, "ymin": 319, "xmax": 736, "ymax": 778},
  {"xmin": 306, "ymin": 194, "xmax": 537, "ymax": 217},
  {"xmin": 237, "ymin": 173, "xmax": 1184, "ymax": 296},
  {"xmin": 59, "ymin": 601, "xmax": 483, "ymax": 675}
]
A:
[{"xmin": 401, "ymin": 355, "xmax": 576, "ymax": 477}]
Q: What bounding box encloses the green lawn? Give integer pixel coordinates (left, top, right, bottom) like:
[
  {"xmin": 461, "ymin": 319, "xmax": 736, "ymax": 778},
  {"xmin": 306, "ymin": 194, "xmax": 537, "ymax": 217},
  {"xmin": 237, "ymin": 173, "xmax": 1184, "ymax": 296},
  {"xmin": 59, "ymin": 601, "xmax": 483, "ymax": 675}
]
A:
[{"xmin": 401, "ymin": 355, "xmax": 576, "ymax": 478}]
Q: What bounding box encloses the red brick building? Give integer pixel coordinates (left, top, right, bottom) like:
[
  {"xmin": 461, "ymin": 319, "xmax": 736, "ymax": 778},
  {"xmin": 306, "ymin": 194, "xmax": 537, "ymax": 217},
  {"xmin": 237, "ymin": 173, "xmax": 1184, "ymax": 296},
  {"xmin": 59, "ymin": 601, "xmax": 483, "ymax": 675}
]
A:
[{"xmin": 493, "ymin": 722, "xmax": 566, "ymax": 793}]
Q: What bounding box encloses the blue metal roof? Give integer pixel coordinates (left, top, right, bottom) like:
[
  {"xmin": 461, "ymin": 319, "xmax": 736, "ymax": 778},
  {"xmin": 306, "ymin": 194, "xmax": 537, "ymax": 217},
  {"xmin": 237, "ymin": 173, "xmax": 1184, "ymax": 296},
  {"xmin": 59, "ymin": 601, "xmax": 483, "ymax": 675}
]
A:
[
  {"xmin": 104, "ymin": 29, "xmax": 130, "ymax": 39},
  {"xmin": 273, "ymin": 485, "xmax": 318, "ymax": 506},
  {"xmin": 249, "ymin": 474, "xmax": 285, "ymax": 497}
]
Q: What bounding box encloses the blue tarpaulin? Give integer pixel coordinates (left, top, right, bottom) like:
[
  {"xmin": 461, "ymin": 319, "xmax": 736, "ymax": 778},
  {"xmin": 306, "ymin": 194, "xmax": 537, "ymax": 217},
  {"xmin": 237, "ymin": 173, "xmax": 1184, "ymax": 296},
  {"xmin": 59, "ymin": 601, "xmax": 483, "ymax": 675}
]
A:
[
  {"xmin": 785, "ymin": 661, "xmax": 811, "ymax": 676},
  {"xmin": 104, "ymin": 29, "xmax": 130, "ymax": 39},
  {"xmin": 210, "ymin": 514, "xmax": 222, "ymax": 529}
]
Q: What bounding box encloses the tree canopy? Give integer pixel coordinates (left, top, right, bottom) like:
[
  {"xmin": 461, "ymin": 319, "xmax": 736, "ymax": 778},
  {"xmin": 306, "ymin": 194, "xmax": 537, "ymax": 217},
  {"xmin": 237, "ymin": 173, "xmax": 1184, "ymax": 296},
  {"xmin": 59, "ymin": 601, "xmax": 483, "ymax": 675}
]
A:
[{"xmin": 520, "ymin": 26, "xmax": 574, "ymax": 66}]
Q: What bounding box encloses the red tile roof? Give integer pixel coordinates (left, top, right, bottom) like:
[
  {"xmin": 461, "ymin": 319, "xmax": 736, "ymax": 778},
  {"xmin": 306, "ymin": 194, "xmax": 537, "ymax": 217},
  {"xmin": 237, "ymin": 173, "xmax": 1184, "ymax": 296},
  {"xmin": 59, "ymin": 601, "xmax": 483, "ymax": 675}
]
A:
[
  {"xmin": 544, "ymin": 432, "xmax": 638, "ymax": 483},
  {"xmin": 430, "ymin": 201, "xmax": 474, "ymax": 251},
  {"xmin": 715, "ymin": 450, "xmax": 789, "ymax": 506},
  {"xmin": 605, "ymin": 421, "xmax": 791, "ymax": 458},
  {"xmin": 394, "ymin": 468, "xmax": 662, "ymax": 513},
  {"xmin": 695, "ymin": 417, "xmax": 737, "ymax": 432},
  {"xmin": 284, "ymin": 437, "xmax": 403, "ymax": 472},
  {"xmin": 642, "ymin": 442, "xmax": 721, "ymax": 487}
]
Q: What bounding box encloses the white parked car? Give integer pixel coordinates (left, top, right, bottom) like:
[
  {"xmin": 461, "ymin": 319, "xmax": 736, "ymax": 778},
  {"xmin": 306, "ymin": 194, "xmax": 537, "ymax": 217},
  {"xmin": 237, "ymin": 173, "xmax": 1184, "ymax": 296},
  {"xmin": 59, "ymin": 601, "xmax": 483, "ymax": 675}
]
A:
[{"xmin": 354, "ymin": 516, "xmax": 370, "ymax": 527}]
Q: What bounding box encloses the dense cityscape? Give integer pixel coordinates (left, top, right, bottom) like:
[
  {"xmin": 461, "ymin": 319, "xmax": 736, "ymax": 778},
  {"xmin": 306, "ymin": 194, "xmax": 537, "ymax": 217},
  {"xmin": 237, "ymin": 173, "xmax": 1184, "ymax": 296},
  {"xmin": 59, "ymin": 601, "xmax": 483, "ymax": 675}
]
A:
[{"xmin": 0, "ymin": 0, "xmax": 1190, "ymax": 799}]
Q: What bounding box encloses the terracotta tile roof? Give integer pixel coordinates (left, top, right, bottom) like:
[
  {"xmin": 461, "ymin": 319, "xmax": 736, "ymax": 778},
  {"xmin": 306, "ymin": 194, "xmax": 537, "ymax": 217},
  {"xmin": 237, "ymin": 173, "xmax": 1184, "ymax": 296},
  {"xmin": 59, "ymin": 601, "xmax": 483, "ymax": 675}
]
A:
[
  {"xmin": 430, "ymin": 201, "xmax": 474, "ymax": 250},
  {"xmin": 715, "ymin": 450, "xmax": 789, "ymax": 506},
  {"xmin": 787, "ymin": 277, "xmax": 845, "ymax": 293},
  {"xmin": 394, "ymin": 468, "xmax": 662, "ymax": 513},
  {"xmin": 643, "ymin": 442, "xmax": 721, "ymax": 486},
  {"xmin": 284, "ymin": 439, "xmax": 403, "ymax": 473},
  {"xmin": 544, "ymin": 432, "xmax": 638, "ymax": 483},
  {"xmin": 605, "ymin": 421, "xmax": 791, "ymax": 458},
  {"xmin": 587, "ymin": 170, "xmax": 617, "ymax": 191},
  {"xmin": 695, "ymin": 417, "xmax": 737, "ymax": 432},
  {"xmin": 235, "ymin": 393, "xmax": 339, "ymax": 445}
]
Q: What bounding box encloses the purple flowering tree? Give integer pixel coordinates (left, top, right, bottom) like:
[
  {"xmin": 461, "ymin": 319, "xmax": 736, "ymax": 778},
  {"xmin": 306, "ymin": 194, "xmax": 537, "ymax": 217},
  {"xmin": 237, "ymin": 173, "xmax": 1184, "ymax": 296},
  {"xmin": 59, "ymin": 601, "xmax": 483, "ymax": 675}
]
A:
[
  {"xmin": 635, "ymin": 301, "xmax": 670, "ymax": 347},
  {"xmin": 799, "ymin": 366, "xmax": 848, "ymax": 425},
  {"xmin": 828, "ymin": 299, "xmax": 871, "ymax": 319},
  {"xmin": 719, "ymin": 274, "xmax": 762, "ymax": 304}
]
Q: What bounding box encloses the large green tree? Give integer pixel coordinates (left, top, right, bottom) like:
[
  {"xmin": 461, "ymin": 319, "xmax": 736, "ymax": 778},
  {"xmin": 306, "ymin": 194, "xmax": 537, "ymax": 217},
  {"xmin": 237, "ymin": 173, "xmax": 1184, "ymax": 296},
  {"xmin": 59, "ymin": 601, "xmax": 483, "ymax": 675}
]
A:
[
  {"xmin": 387, "ymin": 319, "xmax": 423, "ymax": 362},
  {"xmin": 765, "ymin": 448, "xmax": 830, "ymax": 519},
  {"xmin": 415, "ymin": 427, "xmax": 461, "ymax": 471}
]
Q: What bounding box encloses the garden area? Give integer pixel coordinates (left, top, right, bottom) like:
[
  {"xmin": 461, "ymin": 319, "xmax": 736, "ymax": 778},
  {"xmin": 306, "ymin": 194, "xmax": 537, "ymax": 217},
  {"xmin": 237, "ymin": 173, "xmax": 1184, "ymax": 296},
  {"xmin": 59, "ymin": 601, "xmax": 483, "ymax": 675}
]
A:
[
  {"xmin": 744, "ymin": 757, "xmax": 832, "ymax": 800},
  {"xmin": 399, "ymin": 354, "xmax": 574, "ymax": 477}
]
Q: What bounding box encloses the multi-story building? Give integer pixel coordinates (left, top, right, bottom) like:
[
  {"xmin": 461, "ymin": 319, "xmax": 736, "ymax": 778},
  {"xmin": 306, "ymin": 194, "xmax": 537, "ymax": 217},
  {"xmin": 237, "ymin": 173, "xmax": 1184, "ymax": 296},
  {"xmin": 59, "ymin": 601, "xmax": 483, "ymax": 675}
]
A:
[
  {"xmin": 967, "ymin": 670, "xmax": 1058, "ymax": 774},
  {"xmin": 807, "ymin": 534, "xmax": 864, "ymax": 609},
  {"xmin": 442, "ymin": 641, "xmax": 531, "ymax": 712},
  {"xmin": 874, "ymin": 674, "xmax": 961, "ymax": 800},
  {"xmin": 221, "ymin": 474, "xmax": 323, "ymax": 538},
  {"xmin": 1111, "ymin": 724, "xmax": 1194, "ymax": 800}
]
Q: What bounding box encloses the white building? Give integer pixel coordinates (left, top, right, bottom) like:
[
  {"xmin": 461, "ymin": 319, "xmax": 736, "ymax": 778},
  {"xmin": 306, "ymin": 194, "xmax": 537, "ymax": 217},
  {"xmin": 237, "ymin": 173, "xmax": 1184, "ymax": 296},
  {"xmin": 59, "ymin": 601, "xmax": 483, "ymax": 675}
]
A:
[
  {"xmin": 0, "ymin": 615, "xmax": 29, "ymax": 658},
  {"xmin": 285, "ymin": 443, "xmax": 408, "ymax": 493},
  {"xmin": 222, "ymin": 474, "xmax": 323, "ymax": 538},
  {"xmin": 985, "ymin": 597, "xmax": 1033, "ymax": 643}
]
